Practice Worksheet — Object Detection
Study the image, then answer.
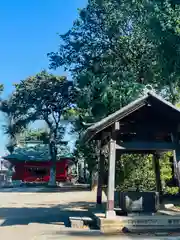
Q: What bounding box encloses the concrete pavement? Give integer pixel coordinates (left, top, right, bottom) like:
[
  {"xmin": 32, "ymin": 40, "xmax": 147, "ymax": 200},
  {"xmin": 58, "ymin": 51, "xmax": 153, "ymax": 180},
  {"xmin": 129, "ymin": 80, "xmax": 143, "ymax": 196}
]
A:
[{"xmin": 0, "ymin": 187, "xmax": 180, "ymax": 239}]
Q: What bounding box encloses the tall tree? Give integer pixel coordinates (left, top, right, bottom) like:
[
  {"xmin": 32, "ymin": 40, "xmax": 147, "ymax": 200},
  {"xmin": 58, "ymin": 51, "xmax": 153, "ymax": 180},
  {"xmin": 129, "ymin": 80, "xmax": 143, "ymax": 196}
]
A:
[
  {"xmin": 49, "ymin": 0, "xmax": 144, "ymax": 120},
  {"xmin": 48, "ymin": 0, "xmax": 180, "ymax": 189},
  {"xmin": 74, "ymin": 139, "xmax": 99, "ymax": 185},
  {"xmin": 49, "ymin": 0, "xmax": 180, "ymax": 118},
  {"xmin": 1, "ymin": 71, "xmax": 74, "ymax": 186}
]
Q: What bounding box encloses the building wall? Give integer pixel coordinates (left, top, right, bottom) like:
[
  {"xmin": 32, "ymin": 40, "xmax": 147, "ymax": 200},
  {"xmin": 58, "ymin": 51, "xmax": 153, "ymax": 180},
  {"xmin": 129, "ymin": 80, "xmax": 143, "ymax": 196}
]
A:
[{"xmin": 11, "ymin": 159, "xmax": 69, "ymax": 182}]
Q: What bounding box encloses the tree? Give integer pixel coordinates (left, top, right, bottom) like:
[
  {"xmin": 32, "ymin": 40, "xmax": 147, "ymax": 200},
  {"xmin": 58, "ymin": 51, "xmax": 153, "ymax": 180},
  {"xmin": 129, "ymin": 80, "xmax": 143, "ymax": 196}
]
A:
[
  {"xmin": 115, "ymin": 154, "xmax": 156, "ymax": 191},
  {"xmin": 18, "ymin": 128, "xmax": 53, "ymax": 144},
  {"xmin": 74, "ymin": 139, "xmax": 99, "ymax": 187},
  {"xmin": 116, "ymin": 153, "xmax": 173, "ymax": 193},
  {"xmin": 48, "ymin": 0, "xmax": 180, "ymax": 189},
  {"xmin": 1, "ymin": 71, "xmax": 74, "ymax": 186},
  {"xmin": 49, "ymin": 0, "xmax": 144, "ymax": 120},
  {"xmin": 49, "ymin": 0, "xmax": 180, "ymax": 115},
  {"xmin": 3, "ymin": 113, "xmax": 17, "ymax": 154}
]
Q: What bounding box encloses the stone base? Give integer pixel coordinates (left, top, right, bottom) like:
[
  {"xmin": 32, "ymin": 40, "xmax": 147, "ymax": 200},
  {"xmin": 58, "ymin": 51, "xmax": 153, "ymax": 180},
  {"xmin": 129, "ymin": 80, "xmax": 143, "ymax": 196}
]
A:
[
  {"xmin": 70, "ymin": 218, "xmax": 84, "ymax": 229},
  {"xmin": 69, "ymin": 217, "xmax": 93, "ymax": 229},
  {"xmin": 92, "ymin": 212, "xmax": 180, "ymax": 234},
  {"xmin": 106, "ymin": 210, "xmax": 116, "ymax": 219}
]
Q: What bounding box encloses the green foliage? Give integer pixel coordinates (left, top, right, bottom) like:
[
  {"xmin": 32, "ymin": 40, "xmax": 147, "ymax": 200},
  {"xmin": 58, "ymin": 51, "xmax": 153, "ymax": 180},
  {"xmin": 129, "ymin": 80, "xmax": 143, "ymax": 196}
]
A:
[
  {"xmin": 49, "ymin": 0, "xmax": 146, "ymax": 120},
  {"xmin": 160, "ymin": 152, "xmax": 173, "ymax": 183},
  {"xmin": 18, "ymin": 128, "xmax": 50, "ymax": 143},
  {"xmin": 58, "ymin": 143, "xmax": 72, "ymax": 158},
  {"xmin": 74, "ymin": 140, "xmax": 98, "ymax": 173},
  {"xmin": 160, "ymin": 152, "xmax": 179, "ymax": 194},
  {"xmin": 1, "ymin": 71, "xmax": 74, "ymax": 185},
  {"xmin": 0, "ymin": 84, "xmax": 4, "ymax": 95},
  {"xmin": 10, "ymin": 71, "xmax": 74, "ymax": 127},
  {"xmin": 3, "ymin": 113, "xmax": 18, "ymax": 154},
  {"xmin": 164, "ymin": 186, "xmax": 179, "ymax": 195},
  {"xmin": 2, "ymin": 71, "xmax": 74, "ymax": 139},
  {"xmin": 48, "ymin": 0, "xmax": 180, "ymax": 189},
  {"xmin": 73, "ymin": 140, "xmax": 99, "ymax": 186},
  {"xmin": 116, "ymin": 154, "xmax": 156, "ymax": 191},
  {"xmin": 49, "ymin": 0, "xmax": 180, "ymax": 120},
  {"xmin": 18, "ymin": 127, "xmax": 67, "ymax": 145},
  {"xmin": 115, "ymin": 152, "xmax": 174, "ymax": 193}
]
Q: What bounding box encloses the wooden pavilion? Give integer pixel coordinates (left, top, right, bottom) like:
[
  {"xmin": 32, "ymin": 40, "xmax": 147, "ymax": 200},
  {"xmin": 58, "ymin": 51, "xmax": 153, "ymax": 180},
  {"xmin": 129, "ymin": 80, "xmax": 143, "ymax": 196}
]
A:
[{"xmin": 83, "ymin": 91, "xmax": 180, "ymax": 219}]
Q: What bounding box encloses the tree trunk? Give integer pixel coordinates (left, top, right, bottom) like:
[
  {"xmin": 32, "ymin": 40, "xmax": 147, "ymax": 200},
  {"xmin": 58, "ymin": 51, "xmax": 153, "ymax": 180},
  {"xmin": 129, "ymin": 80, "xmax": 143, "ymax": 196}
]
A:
[
  {"xmin": 89, "ymin": 170, "xmax": 93, "ymax": 190},
  {"xmin": 48, "ymin": 142, "xmax": 57, "ymax": 187},
  {"xmin": 49, "ymin": 163, "xmax": 56, "ymax": 186},
  {"xmin": 84, "ymin": 160, "xmax": 87, "ymax": 183}
]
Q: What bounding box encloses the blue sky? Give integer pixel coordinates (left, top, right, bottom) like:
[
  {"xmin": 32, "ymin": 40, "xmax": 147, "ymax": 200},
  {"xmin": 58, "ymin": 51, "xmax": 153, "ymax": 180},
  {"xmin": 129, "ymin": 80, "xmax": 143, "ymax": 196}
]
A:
[{"xmin": 0, "ymin": 0, "xmax": 87, "ymax": 155}]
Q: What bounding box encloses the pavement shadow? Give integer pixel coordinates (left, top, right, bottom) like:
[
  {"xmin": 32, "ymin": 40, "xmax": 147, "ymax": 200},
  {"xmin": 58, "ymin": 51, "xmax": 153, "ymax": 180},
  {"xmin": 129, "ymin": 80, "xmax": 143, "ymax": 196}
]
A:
[
  {"xmin": 0, "ymin": 185, "xmax": 90, "ymax": 193},
  {"xmin": 51, "ymin": 229, "xmax": 104, "ymax": 238},
  {"xmin": 0, "ymin": 201, "xmax": 96, "ymax": 228},
  {"xmin": 45, "ymin": 229, "xmax": 151, "ymax": 239}
]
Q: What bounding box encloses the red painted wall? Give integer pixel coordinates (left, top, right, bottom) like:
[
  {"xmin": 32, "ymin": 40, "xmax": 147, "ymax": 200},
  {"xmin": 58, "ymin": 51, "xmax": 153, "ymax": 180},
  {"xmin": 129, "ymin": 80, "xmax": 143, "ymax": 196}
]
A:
[{"xmin": 10, "ymin": 159, "xmax": 70, "ymax": 182}]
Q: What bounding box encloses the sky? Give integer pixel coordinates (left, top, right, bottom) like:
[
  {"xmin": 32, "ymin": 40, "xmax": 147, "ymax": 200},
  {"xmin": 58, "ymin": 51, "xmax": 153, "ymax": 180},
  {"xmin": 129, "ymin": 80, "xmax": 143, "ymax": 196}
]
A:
[{"xmin": 0, "ymin": 0, "xmax": 88, "ymax": 155}]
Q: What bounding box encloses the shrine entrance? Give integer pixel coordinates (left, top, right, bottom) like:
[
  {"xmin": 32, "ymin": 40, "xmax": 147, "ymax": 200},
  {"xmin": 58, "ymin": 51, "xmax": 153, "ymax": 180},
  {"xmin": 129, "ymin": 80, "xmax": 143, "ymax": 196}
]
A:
[{"xmin": 83, "ymin": 91, "xmax": 180, "ymax": 220}]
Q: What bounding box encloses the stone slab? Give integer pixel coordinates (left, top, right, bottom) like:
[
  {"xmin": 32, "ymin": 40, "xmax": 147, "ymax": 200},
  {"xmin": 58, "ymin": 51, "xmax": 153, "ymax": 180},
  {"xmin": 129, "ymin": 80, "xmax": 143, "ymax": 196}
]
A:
[
  {"xmin": 70, "ymin": 218, "xmax": 84, "ymax": 229},
  {"xmin": 165, "ymin": 204, "xmax": 175, "ymax": 209},
  {"xmin": 159, "ymin": 210, "xmax": 180, "ymax": 216},
  {"xmin": 91, "ymin": 211, "xmax": 180, "ymax": 234},
  {"xmin": 69, "ymin": 216, "xmax": 93, "ymax": 229}
]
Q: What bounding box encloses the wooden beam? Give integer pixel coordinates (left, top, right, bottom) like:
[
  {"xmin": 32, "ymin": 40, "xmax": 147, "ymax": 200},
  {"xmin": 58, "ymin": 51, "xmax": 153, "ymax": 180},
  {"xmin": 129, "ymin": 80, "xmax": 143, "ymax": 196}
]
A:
[
  {"xmin": 115, "ymin": 121, "xmax": 120, "ymax": 131},
  {"xmin": 116, "ymin": 133, "xmax": 171, "ymax": 143},
  {"xmin": 116, "ymin": 150, "xmax": 157, "ymax": 154},
  {"xmin": 117, "ymin": 124, "xmax": 174, "ymax": 134},
  {"xmin": 116, "ymin": 141, "xmax": 178, "ymax": 150}
]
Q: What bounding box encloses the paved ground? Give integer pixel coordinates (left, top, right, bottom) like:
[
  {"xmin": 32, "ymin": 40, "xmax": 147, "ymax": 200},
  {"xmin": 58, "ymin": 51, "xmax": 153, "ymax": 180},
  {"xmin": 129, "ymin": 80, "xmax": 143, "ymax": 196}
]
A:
[
  {"xmin": 0, "ymin": 187, "xmax": 180, "ymax": 239},
  {"xmin": 0, "ymin": 186, "xmax": 100, "ymax": 239}
]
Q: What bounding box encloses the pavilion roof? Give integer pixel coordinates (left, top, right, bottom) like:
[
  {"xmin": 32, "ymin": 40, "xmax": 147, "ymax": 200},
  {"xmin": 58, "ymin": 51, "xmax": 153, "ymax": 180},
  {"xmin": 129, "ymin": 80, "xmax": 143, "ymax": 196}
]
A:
[
  {"xmin": 3, "ymin": 144, "xmax": 74, "ymax": 162},
  {"xmin": 83, "ymin": 91, "xmax": 180, "ymax": 142}
]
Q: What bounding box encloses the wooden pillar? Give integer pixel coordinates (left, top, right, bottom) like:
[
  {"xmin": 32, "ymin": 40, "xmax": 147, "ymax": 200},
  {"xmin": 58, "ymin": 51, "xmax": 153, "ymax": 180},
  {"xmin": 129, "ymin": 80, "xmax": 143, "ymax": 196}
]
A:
[
  {"xmin": 97, "ymin": 152, "xmax": 105, "ymax": 204},
  {"xmin": 171, "ymin": 131, "xmax": 180, "ymax": 186},
  {"xmin": 174, "ymin": 148, "xmax": 180, "ymax": 187},
  {"xmin": 106, "ymin": 138, "xmax": 116, "ymax": 218},
  {"xmin": 153, "ymin": 153, "xmax": 162, "ymax": 195}
]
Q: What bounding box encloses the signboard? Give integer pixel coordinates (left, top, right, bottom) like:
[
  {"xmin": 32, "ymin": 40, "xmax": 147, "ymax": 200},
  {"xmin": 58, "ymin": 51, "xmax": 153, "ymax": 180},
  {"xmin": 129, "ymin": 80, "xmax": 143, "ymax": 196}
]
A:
[{"xmin": 119, "ymin": 217, "xmax": 180, "ymax": 227}]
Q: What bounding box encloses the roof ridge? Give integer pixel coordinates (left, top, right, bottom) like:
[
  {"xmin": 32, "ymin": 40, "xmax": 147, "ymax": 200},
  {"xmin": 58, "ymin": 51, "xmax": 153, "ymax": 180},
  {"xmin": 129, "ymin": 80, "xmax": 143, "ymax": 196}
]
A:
[{"xmin": 83, "ymin": 92, "xmax": 180, "ymax": 142}]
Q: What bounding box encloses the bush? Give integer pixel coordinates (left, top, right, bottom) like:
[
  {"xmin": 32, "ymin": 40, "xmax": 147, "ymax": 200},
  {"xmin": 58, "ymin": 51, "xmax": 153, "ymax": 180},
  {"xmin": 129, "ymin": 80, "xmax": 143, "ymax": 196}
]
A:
[
  {"xmin": 115, "ymin": 152, "xmax": 174, "ymax": 193},
  {"xmin": 116, "ymin": 154, "xmax": 156, "ymax": 191},
  {"xmin": 164, "ymin": 186, "xmax": 179, "ymax": 195}
]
